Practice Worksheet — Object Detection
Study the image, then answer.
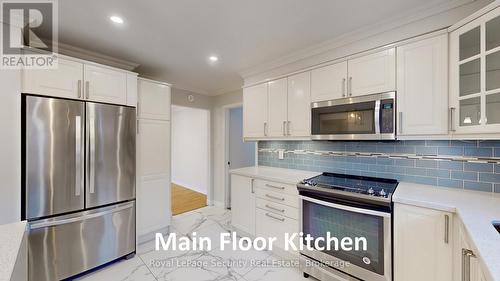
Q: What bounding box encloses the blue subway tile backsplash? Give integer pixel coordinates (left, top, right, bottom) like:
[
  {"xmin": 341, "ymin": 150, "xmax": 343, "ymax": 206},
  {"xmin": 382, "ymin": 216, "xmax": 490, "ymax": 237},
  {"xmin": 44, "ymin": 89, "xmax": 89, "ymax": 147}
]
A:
[{"xmin": 258, "ymin": 140, "xmax": 500, "ymax": 193}]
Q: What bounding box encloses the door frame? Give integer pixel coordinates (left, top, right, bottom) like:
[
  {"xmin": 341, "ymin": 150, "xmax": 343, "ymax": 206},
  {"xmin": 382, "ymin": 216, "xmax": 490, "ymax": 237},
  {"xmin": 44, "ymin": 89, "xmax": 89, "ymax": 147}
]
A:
[
  {"xmin": 223, "ymin": 103, "xmax": 257, "ymax": 209},
  {"xmin": 170, "ymin": 105, "xmax": 212, "ymax": 208}
]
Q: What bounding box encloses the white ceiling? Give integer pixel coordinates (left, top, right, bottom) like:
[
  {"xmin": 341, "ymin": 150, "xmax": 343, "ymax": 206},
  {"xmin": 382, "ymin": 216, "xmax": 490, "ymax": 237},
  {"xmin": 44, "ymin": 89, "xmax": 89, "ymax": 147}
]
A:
[{"xmin": 54, "ymin": 0, "xmax": 455, "ymax": 95}]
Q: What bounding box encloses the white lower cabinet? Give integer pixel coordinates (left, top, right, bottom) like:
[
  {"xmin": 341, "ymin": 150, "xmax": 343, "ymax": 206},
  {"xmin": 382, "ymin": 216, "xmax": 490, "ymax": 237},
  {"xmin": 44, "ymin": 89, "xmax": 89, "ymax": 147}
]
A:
[
  {"xmin": 137, "ymin": 119, "xmax": 171, "ymax": 240},
  {"xmin": 394, "ymin": 203, "xmax": 453, "ymax": 281},
  {"xmin": 230, "ymin": 175, "xmax": 299, "ymax": 254},
  {"xmin": 230, "ymin": 175, "xmax": 256, "ymax": 236},
  {"xmin": 255, "ymin": 208, "xmax": 298, "ymax": 252}
]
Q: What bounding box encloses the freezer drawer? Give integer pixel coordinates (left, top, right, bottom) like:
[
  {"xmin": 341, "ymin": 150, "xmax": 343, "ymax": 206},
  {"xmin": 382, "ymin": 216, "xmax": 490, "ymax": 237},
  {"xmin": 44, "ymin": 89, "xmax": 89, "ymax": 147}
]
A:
[
  {"xmin": 28, "ymin": 201, "xmax": 136, "ymax": 281},
  {"xmin": 86, "ymin": 102, "xmax": 136, "ymax": 208},
  {"xmin": 24, "ymin": 95, "xmax": 85, "ymax": 219}
]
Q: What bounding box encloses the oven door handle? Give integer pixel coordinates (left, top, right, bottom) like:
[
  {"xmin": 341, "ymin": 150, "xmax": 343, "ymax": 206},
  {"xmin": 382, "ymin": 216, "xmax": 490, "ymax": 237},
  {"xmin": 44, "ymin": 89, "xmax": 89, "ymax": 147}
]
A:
[
  {"xmin": 299, "ymin": 195, "xmax": 391, "ymax": 218},
  {"xmin": 374, "ymin": 99, "xmax": 381, "ymax": 134}
]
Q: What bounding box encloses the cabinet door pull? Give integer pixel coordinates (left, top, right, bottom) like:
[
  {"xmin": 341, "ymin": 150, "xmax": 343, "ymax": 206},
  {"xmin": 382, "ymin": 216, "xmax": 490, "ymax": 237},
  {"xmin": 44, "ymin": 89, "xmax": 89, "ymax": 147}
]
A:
[
  {"xmin": 265, "ymin": 204, "xmax": 285, "ymax": 213},
  {"xmin": 287, "ymin": 121, "xmax": 291, "ymax": 136},
  {"xmin": 265, "ymin": 212, "xmax": 285, "ymax": 222},
  {"xmin": 264, "ymin": 122, "xmax": 268, "ymax": 136},
  {"xmin": 398, "ymin": 112, "xmax": 403, "ymax": 134},
  {"xmin": 444, "ymin": 215, "xmax": 449, "ymax": 244},
  {"xmin": 450, "ymin": 107, "xmax": 456, "ymax": 132},
  {"xmin": 342, "ymin": 78, "xmax": 346, "ymax": 97},
  {"xmin": 282, "ymin": 121, "xmax": 286, "ymax": 136},
  {"xmin": 462, "ymin": 249, "xmax": 475, "ymax": 281},
  {"xmin": 85, "ymin": 81, "xmax": 90, "ymax": 99},
  {"xmin": 77, "ymin": 80, "xmax": 82, "ymax": 98},
  {"xmin": 265, "ymin": 194, "xmax": 285, "ymax": 201},
  {"xmin": 349, "ymin": 77, "xmax": 353, "ymax": 96},
  {"xmin": 265, "ymin": 184, "xmax": 285, "ymax": 190},
  {"xmin": 251, "ymin": 179, "xmax": 255, "ymax": 194}
]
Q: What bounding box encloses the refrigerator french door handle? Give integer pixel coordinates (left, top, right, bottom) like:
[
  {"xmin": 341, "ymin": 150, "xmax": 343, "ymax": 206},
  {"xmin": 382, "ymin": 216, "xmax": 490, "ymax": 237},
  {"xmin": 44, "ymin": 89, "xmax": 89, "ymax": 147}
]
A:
[
  {"xmin": 29, "ymin": 202, "xmax": 135, "ymax": 230},
  {"xmin": 75, "ymin": 116, "xmax": 82, "ymax": 197},
  {"xmin": 89, "ymin": 114, "xmax": 96, "ymax": 194}
]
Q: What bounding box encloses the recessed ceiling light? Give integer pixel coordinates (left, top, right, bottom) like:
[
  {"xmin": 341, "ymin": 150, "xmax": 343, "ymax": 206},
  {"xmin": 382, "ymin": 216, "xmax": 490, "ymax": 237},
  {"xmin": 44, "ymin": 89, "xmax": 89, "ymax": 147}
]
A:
[
  {"xmin": 209, "ymin": 56, "xmax": 218, "ymax": 62},
  {"xmin": 110, "ymin": 16, "xmax": 124, "ymax": 24}
]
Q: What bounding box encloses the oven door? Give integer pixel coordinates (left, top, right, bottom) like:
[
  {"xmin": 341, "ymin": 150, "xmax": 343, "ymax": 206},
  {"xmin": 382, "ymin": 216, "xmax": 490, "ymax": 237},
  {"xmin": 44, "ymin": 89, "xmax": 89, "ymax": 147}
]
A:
[
  {"xmin": 311, "ymin": 92, "xmax": 395, "ymax": 140},
  {"xmin": 299, "ymin": 195, "xmax": 392, "ymax": 281}
]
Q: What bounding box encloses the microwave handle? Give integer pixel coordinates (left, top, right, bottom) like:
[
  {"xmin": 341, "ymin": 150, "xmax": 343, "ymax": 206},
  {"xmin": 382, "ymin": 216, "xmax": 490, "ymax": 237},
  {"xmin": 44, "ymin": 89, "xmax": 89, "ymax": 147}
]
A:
[{"xmin": 374, "ymin": 100, "xmax": 381, "ymax": 134}]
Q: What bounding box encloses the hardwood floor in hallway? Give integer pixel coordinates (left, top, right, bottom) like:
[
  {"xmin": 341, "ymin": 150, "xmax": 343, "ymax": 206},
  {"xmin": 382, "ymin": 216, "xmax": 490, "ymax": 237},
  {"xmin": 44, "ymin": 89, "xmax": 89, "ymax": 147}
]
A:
[{"xmin": 171, "ymin": 183, "xmax": 207, "ymax": 215}]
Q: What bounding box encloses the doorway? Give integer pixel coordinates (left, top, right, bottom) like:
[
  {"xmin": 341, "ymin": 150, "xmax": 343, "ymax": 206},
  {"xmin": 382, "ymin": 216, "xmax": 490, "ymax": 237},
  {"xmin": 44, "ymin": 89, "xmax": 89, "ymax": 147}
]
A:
[
  {"xmin": 171, "ymin": 105, "xmax": 210, "ymax": 215},
  {"xmin": 225, "ymin": 106, "xmax": 256, "ymax": 209}
]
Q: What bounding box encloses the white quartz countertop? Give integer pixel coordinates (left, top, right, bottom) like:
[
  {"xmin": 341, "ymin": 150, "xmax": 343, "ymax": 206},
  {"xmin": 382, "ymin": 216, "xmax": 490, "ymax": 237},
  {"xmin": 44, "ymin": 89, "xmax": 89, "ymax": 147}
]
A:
[
  {"xmin": 229, "ymin": 166, "xmax": 319, "ymax": 185},
  {"xmin": 0, "ymin": 221, "xmax": 26, "ymax": 281},
  {"xmin": 394, "ymin": 183, "xmax": 500, "ymax": 281}
]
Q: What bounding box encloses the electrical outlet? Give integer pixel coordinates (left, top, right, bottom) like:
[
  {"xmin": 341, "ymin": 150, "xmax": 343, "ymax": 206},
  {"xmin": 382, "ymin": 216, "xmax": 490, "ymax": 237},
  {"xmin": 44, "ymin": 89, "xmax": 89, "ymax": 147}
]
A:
[{"xmin": 278, "ymin": 150, "xmax": 285, "ymax": 160}]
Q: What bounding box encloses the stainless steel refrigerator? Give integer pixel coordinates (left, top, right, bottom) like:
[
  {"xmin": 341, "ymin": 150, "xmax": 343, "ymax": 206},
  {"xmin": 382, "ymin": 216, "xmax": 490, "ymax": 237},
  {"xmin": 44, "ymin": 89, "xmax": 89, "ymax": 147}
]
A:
[{"xmin": 23, "ymin": 95, "xmax": 136, "ymax": 281}]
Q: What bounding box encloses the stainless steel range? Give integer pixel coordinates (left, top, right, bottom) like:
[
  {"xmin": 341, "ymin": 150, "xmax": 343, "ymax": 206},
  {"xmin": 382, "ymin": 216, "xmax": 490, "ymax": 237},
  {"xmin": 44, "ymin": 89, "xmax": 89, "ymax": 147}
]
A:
[{"xmin": 297, "ymin": 173, "xmax": 398, "ymax": 281}]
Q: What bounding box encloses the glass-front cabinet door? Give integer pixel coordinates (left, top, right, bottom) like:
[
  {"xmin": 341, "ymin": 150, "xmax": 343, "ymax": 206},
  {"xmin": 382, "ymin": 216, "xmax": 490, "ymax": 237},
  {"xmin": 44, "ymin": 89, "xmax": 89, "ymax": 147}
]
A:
[{"xmin": 450, "ymin": 6, "xmax": 500, "ymax": 133}]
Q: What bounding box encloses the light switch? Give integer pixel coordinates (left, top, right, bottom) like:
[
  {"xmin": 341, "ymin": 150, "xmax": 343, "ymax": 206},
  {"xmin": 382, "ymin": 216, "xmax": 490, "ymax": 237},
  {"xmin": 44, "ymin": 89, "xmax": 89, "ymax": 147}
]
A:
[{"xmin": 278, "ymin": 150, "xmax": 285, "ymax": 160}]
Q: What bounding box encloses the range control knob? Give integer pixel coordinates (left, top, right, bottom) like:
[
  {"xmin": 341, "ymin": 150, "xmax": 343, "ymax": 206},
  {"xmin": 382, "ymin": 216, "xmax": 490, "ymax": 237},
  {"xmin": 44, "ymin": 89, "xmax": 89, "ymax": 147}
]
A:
[
  {"xmin": 367, "ymin": 187, "xmax": 375, "ymax": 195},
  {"xmin": 379, "ymin": 189, "xmax": 387, "ymax": 197}
]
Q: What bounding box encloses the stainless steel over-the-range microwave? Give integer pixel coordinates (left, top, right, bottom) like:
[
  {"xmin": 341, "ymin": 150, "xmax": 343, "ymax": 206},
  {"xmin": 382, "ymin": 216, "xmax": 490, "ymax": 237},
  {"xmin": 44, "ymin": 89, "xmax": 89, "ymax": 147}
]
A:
[{"xmin": 311, "ymin": 92, "xmax": 396, "ymax": 140}]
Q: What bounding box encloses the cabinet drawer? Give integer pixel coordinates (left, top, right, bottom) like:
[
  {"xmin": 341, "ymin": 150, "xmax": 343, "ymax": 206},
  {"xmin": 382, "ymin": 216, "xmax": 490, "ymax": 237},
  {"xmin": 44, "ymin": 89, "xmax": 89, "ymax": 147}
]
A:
[
  {"xmin": 256, "ymin": 198, "xmax": 298, "ymax": 220},
  {"xmin": 255, "ymin": 179, "xmax": 298, "ymax": 195},
  {"xmin": 255, "ymin": 188, "xmax": 299, "ymax": 208},
  {"xmin": 256, "ymin": 208, "xmax": 299, "ymax": 251}
]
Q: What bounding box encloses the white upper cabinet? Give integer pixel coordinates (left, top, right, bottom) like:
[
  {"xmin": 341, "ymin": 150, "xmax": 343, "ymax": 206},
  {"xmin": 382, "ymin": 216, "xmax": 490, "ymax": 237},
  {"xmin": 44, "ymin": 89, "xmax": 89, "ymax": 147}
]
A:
[
  {"xmin": 310, "ymin": 49, "xmax": 395, "ymax": 101},
  {"xmin": 23, "ymin": 54, "xmax": 136, "ymax": 106},
  {"xmin": 126, "ymin": 73, "xmax": 138, "ymax": 107},
  {"xmin": 84, "ymin": 64, "xmax": 127, "ymax": 104},
  {"xmin": 311, "ymin": 61, "xmax": 347, "ymax": 102},
  {"xmin": 287, "ymin": 72, "xmax": 311, "ymax": 137},
  {"xmin": 138, "ymin": 79, "xmax": 171, "ymax": 120},
  {"xmin": 348, "ymin": 48, "xmax": 396, "ymax": 97},
  {"xmin": 394, "ymin": 203, "xmax": 453, "ymax": 281},
  {"xmin": 243, "ymin": 83, "xmax": 268, "ymax": 138},
  {"xmin": 397, "ymin": 34, "xmax": 449, "ymax": 136},
  {"xmin": 267, "ymin": 78, "xmax": 288, "ymax": 137},
  {"xmin": 450, "ymin": 6, "xmax": 500, "ymax": 135},
  {"xmin": 22, "ymin": 58, "xmax": 84, "ymax": 99}
]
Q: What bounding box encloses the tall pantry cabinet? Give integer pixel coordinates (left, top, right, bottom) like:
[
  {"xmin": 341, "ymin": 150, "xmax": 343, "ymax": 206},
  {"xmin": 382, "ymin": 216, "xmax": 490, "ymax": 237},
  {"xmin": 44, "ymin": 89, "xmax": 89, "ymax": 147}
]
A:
[{"xmin": 136, "ymin": 78, "xmax": 172, "ymax": 242}]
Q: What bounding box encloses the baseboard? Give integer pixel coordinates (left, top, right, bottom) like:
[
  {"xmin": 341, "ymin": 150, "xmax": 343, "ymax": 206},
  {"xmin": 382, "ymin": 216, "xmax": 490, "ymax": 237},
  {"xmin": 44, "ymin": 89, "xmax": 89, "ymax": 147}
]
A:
[
  {"xmin": 137, "ymin": 225, "xmax": 170, "ymax": 245},
  {"xmin": 213, "ymin": 201, "xmax": 225, "ymax": 208}
]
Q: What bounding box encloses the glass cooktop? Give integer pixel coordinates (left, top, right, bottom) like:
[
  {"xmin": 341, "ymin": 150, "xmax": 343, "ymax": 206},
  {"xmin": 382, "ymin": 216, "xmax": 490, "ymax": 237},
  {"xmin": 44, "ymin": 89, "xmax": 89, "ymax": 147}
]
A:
[{"xmin": 301, "ymin": 172, "xmax": 399, "ymax": 199}]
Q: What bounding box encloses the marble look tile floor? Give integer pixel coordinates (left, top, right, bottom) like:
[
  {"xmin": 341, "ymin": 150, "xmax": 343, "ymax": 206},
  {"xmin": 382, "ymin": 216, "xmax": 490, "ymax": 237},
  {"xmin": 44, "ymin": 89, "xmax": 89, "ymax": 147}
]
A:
[{"xmin": 75, "ymin": 206, "xmax": 315, "ymax": 281}]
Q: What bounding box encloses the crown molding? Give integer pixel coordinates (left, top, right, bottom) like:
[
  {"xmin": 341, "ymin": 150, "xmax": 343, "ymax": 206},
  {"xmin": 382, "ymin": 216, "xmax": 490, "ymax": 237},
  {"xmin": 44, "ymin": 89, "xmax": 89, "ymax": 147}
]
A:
[
  {"xmin": 449, "ymin": 0, "xmax": 500, "ymax": 31},
  {"xmin": 56, "ymin": 42, "xmax": 139, "ymax": 71},
  {"xmin": 238, "ymin": 0, "xmax": 483, "ymax": 81}
]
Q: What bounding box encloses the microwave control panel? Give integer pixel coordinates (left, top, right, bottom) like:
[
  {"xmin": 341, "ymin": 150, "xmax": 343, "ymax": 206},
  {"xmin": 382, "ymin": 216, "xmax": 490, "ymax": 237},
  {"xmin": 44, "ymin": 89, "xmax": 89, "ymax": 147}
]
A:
[{"xmin": 380, "ymin": 99, "xmax": 394, "ymax": 134}]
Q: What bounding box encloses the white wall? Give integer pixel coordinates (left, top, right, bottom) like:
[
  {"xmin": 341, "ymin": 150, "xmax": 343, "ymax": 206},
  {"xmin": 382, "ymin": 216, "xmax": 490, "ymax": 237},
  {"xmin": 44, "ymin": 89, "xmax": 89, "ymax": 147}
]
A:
[
  {"xmin": 171, "ymin": 105, "xmax": 210, "ymax": 194},
  {"xmin": 0, "ymin": 23, "xmax": 21, "ymax": 225}
]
